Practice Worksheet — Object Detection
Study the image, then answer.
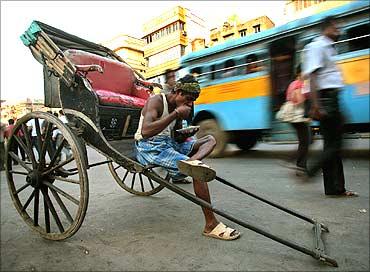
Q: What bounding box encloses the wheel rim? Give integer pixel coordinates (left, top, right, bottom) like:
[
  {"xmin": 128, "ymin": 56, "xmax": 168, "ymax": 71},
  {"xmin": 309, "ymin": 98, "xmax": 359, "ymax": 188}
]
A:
[
  {"xmin": 108, "ymin": 161, "xmax": 166, "ymax": 196},
  {"xmin": 196, "ymin": 119, "xmax": 228, "ymax": 157},
  {"xmin": 5, "ymin": 112, "xmax": 89, "ymax": 240}
]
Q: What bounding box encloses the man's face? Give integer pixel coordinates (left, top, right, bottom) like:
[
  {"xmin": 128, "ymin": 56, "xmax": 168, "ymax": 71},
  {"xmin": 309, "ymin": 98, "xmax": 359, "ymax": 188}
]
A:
[
  {"xmin": 325, "ymin": 22, "xmax": 340, "ymax": 41},
  {"xmin": 175, "ymin": 91, "xmax": 198, "ymax": 108},
  {"xmin": 166, "ymin": 72, "xmax": 176, "ymax": 87}
]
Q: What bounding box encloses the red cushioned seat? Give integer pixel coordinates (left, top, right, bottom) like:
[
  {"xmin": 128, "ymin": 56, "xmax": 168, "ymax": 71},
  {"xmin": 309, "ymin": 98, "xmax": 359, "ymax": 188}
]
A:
[
  {"xmin": 96, "ymin": 90, "xmax": 147, "ymax": 108},
  {"xmin": 64, "ymin": 49, "xmax": 149, "ymax": 108}
]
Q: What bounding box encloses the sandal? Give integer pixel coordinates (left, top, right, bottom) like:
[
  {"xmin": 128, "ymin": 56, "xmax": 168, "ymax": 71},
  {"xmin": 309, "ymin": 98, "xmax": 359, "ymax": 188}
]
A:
[
  {"xmin": 341, "ymin": 190, "xmax": 359, "ymax": 197},
  {"xmin": 177, "ymin": 160, "xmax": 216, "ymax": 182},
  {"xmin": 327, "ymin": 190, "xmax": 359, "ymax": 197},
  {"xmin": 203, "ymin": 222, "xmax": 241, "ymax": 241}
]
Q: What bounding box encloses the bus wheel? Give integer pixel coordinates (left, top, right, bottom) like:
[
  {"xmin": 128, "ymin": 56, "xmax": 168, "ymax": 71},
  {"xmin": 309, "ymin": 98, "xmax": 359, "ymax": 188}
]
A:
[
  {"xmin": 234, "ymin": 134, "xmax": 258, "ymax": 151},
  {"xmin": 196, "ymin": 119, "xmax": 228, "ymax": 158}
]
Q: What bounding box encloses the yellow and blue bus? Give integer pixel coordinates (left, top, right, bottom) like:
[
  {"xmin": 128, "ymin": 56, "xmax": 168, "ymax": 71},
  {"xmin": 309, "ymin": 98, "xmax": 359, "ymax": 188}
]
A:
[{"xmin": 180, "ymin": 1, "xmax": 369, "ymax": 157}]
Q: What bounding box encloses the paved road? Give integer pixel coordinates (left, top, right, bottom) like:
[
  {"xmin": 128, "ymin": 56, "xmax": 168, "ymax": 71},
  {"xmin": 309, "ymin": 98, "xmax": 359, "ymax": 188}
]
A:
[{"xmin": 1, "ymin": 139, "xmax": 369, "ymax": 271}]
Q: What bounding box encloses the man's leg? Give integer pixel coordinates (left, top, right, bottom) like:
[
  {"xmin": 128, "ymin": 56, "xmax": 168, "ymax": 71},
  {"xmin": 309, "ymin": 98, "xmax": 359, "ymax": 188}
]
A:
[
  {"xmin": 177, "ymin": 135, "xmax": 217, "ymax": 182},
  {"xmin": 189, "ymin": 135, "xmax": 239, "ymax": 238},
  {"xmin": 0, "ymin": 142, "xmax": 5, "ymax": 171},
  {"xmin": 188, "ymin": 135, "xmax": 216, "ymax": 160},
  {"xmin": 192, "ymin": 178, "xmax": 219, "ymax": 232},
  {"xmin": 313, "ymin": 108, "xmax": 346, "ymax": 195},
  {"xmin": 19, "ymin": 137, "xmax": 26, "ymax": 161}
]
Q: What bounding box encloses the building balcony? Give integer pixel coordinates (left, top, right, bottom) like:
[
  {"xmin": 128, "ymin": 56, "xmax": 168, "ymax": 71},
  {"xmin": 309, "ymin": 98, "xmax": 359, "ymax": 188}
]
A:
[
  {"xmin": 144, "ymin": 32, "xmax": 188, "ymax": 58},
  {"xmin": 145, "ymin": 59, "xmax": 180, "ymax": 79}
]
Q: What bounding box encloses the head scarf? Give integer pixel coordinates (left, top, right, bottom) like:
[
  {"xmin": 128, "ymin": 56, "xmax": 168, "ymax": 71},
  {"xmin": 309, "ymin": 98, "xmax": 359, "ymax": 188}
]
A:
[{"xmin": 174, "ymin": 81, "xmax": 201, "ymax": 95}]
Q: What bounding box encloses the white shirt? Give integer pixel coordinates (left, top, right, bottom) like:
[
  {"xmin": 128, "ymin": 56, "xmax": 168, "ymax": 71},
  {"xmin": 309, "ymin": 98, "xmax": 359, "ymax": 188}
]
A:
[
  {"xmin": 27, "ymin": 119, "xmax": 44, "ymax": 137},
  {"xmin": 134, "ymin": 93, "xmax": 176, "ymax": 141},
  {"xmin": 302, "ymin": 35, "xmax": 344, "ymax": 90},
  {"xmin": 59, "ymin": 115, "xmax": 68, "ymax": 123}
]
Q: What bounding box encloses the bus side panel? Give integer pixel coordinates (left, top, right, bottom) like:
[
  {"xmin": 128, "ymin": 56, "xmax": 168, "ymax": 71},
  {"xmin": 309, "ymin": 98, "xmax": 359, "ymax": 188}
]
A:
[
  {"xmin": 194, "ymin": 96, "xmax": 271, "ymax": 131},
  {"xmin": 196, "ymin": 75, "xmax": 270, "ymax": 105},
  {"xmin": 338, "ymin": 54, "xmax": 370, "ymax": 124},
  {"xmin": 340, "ymin": 85, "xmax": 370, "ymax": 124}
]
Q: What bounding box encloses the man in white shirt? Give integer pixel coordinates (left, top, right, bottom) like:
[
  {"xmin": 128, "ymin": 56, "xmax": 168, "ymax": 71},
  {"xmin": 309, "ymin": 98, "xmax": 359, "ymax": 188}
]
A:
[
  {"xmin": 302, "ymin": 16, "xmax": 357, "ymax": 197},
  {"xmin": 26, "ymin": 117, "xmax": 44, "ymax": 155}
]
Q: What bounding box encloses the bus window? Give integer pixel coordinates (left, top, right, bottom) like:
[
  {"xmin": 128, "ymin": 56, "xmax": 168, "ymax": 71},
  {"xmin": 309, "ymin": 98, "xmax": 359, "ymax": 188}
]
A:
[
  {"xmin": 190, "ymin": 67, "xmax": 202, "ymax": 78},
  {"xmin": 210, "ymin": 64, "xmax": 216, "ymax": 80},
  {"xmin": 336, "ymin": 23, "xmax": 369, "ymax": 54},
  {"xmin": 347, "ymin": 23, "xmax": 369, "ymax": 51},
  {"xmin": 245, "ymin": 54, "xmax": 264, "ymax": 74},
  {"xmin": 222, "ymin": 59, "xmax": 237, "ymax": 78}
]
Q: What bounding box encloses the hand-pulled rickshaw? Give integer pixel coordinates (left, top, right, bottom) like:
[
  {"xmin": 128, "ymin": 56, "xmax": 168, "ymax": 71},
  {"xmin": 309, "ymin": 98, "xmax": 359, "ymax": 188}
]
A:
[{"xmin": 5, "ymin": 21, "xmax": 338, "ymax": 267}]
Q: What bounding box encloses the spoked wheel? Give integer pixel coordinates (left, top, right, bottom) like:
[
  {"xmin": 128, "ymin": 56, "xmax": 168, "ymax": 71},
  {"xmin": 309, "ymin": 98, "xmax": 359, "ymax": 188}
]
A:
[
  {"xmin": 5, "ymin": 111, "xmax": 89, "ymax": 240},
  {"xmin": 108, "ymin": 161, "xmax": 167, "ymax": 196}
]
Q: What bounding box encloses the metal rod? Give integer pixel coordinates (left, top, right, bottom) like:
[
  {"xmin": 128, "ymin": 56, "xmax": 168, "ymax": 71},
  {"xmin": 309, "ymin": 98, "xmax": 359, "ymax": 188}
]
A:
[
  {"xmin": 68, "ymin": 160, "xmax": 112, "ymax": 172},
  {"xmin": 146, "ymin": 171, "xmax": 337, "ymax": 266},
  {"xmin": 215, "ymin": 175, "xmax": 317, "ymax": 225}
]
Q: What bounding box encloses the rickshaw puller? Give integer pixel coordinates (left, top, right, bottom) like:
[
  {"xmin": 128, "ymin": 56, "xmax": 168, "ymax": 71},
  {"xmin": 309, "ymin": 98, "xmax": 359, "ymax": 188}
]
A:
[{"xmin": 135, "ymin": 74, "xmax": 241, "ymax": 241}]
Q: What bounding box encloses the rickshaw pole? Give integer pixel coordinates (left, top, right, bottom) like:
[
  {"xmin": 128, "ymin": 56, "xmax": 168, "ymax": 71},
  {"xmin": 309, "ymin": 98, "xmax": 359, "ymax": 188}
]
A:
[
  {"xmin": 145, "ymin": 170, "xmax": 338, "ymax": 267},
  {"xmin": 214, "ymin": 176, "xmax": 329, "ymax": 232}
]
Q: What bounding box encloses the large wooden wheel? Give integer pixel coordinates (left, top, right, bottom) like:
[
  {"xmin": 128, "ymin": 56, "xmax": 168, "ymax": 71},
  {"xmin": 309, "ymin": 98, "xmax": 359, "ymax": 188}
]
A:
[
  {"xmin": 108, "ymin": 161, "xmax": 166, "ymax": 196},
  {"xmin": 5, "ymin": 112, "xmax": 89, "ymax": 240}
]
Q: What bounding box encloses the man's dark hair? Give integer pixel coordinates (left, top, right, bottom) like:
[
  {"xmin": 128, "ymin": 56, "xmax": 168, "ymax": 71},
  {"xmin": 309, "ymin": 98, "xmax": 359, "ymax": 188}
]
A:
[
  {"xmin": 178, "ymin": 74, "xmax": 198, "ymax": 84},
  {"xmin": 59, "ymin": 110, "xmax": 64, "ymax": 115},
  {"xmin": 8, "ymin": 119, "xmax": 15, "ymax": 125},
  {"xmin": 321, "ymin": 16, "xmax": 336, "ymax": 31}
]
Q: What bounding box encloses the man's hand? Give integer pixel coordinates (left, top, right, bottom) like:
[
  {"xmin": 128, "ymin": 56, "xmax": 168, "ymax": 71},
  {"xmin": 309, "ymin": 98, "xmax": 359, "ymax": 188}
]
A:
[
  {"xmin": 309, "ymin": 105, "xmax": 327, "ymax": 120},
  {"xmin": 175, "ymin": 105, "xmax": 192, "ymax": 119},
  {"xmin": 151, "ymin": 82, "xmax": 163, "ymax": 89}
]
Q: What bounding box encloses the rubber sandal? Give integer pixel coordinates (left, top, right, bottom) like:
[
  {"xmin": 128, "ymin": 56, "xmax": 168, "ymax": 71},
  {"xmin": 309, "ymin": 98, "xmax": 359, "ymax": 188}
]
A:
[
  {"xmin": 203, "ymin": 222, "xmax": 241, "ymax": 241},
  {"xmin": 177, "ymin": 160, "xmax": 216, "ymax": 182}
]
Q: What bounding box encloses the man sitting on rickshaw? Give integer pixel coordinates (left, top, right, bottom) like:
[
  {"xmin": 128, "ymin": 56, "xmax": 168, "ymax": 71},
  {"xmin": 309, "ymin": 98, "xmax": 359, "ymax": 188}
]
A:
[{"xmin": 134, "ymin": 74, "xmax": 241, "ymax": 241}]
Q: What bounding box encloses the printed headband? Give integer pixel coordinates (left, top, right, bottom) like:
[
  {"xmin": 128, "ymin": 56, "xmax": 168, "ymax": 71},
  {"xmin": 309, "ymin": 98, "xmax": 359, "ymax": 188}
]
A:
[{"xmin": 174, "ymin": 82, "xmax": 201, "ymax": 94}]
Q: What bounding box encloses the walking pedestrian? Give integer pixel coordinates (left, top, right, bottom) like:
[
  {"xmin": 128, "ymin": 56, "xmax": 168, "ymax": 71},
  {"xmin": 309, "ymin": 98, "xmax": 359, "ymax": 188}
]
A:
[
  {"xmin": 279, "ymin": 64, "xmax": 312, "ymax": 173},
  {"xmin": 302, "ymin": 16, "xmax": 358, "ymax": 197},
  {"xmin": 4, "ymin": 119, "xmax": 25, "ymax": 164},
  {"xmin": 0, "ymin": 122, "xmax": 6, "ymax": 171}
]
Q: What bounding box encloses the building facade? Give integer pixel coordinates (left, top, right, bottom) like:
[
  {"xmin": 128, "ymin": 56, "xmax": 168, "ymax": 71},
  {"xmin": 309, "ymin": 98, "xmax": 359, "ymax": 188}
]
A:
[
  {"xmin": 284, "ymin": 0, "xmax": 353, "ymax": 21},
  {"xmin": 1, "ymin": 98, "xmax": 46, "ymax": 121},
  {"xmin": 209, "ymin": 15, "xmax": 275, "ymax": 47},
  {"xmin": 142, "ymin": 6, "xmax": 207, "ymax": 82},
  {"xmin": 102, "ymin": 35, "xmax": 146, "ymax": 76}
]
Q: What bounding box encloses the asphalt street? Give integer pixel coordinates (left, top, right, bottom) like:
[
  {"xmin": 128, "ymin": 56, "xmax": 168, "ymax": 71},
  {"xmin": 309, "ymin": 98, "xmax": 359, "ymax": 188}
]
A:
[{"xmin": 1, "ymin": 138, "xmax": 369, "ymax": 271}]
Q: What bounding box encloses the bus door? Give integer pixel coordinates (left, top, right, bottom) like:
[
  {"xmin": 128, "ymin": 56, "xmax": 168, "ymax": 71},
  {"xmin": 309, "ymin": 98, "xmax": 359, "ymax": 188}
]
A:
[{"xmin": 267, "ymin": 35, "xmax": 298, "ymax": 142}]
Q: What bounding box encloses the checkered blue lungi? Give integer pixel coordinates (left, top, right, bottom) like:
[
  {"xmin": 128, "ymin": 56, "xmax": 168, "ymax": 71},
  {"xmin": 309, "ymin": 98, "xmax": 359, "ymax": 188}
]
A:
[{"xmin": 135, "ymin": 135, "xmax": 196, "ymax": 180}]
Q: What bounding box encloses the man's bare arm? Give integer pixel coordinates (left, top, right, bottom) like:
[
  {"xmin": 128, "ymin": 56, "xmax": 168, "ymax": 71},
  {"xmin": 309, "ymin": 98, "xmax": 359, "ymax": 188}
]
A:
[
  {"xmin": 141, "ymin": 96, "xmax": 178, "ymax": 138},
  {"xmin": 309, "ymin": 71, "xmax": 327, "ymax": 120}
]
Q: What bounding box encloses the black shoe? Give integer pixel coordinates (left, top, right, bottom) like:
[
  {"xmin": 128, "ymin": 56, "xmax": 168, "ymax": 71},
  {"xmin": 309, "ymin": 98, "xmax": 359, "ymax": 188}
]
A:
[{"xmin": 172, "ymin": 177, "xmax": 192, "ymax": 184}]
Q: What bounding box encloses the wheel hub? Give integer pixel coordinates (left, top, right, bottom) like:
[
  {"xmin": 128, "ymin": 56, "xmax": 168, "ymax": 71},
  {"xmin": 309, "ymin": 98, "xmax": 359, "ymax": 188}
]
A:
[{"xmin": 27, "ymin": 171, "xmax": 43, "ymax": 188}]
